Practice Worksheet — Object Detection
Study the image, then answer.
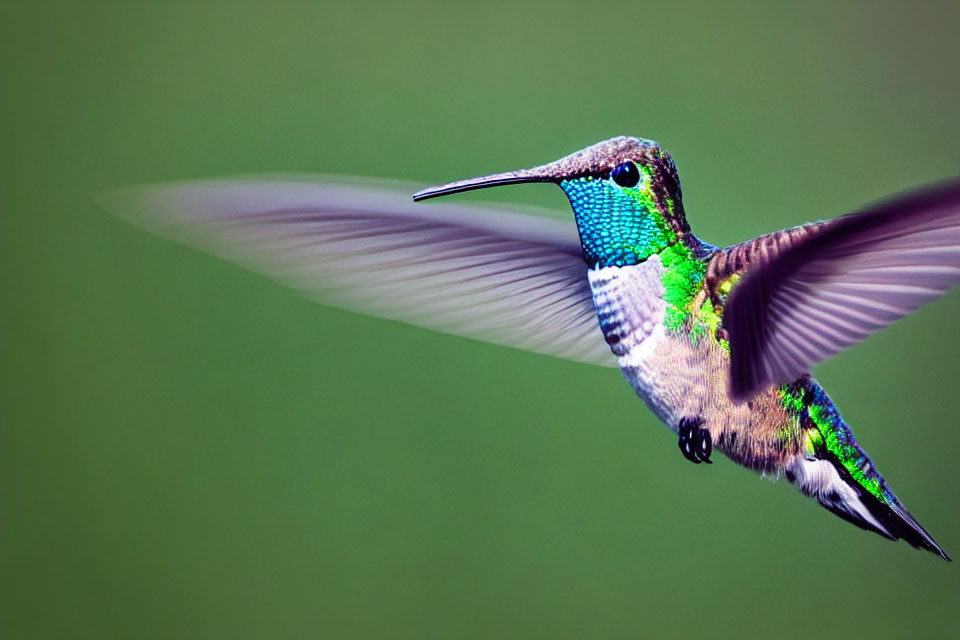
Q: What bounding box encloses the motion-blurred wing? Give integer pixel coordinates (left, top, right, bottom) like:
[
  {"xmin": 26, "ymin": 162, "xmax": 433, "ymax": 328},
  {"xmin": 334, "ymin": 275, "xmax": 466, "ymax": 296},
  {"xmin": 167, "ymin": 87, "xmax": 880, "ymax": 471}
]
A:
[
  {"xmin": 726, "ymin": 179, "xmax": 960, "ymax": 401},
  {"xmin": 100, "ymin": 177, "xmax": 614, "ymax": 367}
]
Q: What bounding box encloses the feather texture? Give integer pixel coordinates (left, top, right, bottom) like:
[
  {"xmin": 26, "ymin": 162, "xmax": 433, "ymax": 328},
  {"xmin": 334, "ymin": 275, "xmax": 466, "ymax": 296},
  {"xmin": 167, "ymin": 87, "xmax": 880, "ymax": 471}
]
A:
[
  {"xmin": 99, "ymin": 177, "xmax": 615, "ymax": 367},
  {"xmin": 725, "ymin": 180, "xmax": 960, "ymax": 400}
]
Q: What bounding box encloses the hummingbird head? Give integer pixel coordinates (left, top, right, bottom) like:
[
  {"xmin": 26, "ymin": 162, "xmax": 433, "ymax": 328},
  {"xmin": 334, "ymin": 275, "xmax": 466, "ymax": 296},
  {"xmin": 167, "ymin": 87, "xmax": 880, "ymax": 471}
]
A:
[{"xmin": 414, "ymin": 136, "xmax": 689, "ymax": 268}]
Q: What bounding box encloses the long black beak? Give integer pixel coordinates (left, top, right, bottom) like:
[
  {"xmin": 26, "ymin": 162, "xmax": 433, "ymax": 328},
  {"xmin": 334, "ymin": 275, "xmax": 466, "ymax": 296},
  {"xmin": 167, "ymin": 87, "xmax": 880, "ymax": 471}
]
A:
[
  {"xmin": 411, "ymin": 137, "xmax": 634, "ymax": 201},
  {"xmin": 412, "ymin": 168, "xmax": 556, "ymax": 202}
]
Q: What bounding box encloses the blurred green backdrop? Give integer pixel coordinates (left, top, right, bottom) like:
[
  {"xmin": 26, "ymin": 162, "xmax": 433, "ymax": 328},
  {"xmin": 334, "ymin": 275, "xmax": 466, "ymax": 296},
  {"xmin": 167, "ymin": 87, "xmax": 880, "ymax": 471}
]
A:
[{"xmin": 2, "ymin": 1, "xmax": 959, "ymax": 638}]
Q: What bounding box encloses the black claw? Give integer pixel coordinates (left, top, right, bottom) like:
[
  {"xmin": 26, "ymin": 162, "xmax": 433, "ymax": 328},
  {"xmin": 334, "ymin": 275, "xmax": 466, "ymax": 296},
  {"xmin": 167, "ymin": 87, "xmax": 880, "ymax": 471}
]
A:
[
  {"xmin": 677, "ymin": 416, "xmax": 712, "ymax": 465},
  {"xmin": 679, "ymin": 436, "xmax": 701, "ymax": 463},
  {"xmin": 698, "ymin": 428, "xmax": 712, "ymax": 464}
]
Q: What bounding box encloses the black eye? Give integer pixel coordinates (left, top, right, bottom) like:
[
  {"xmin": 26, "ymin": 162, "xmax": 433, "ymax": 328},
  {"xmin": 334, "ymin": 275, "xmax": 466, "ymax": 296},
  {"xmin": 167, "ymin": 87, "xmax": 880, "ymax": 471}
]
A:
[{"xmin": 611, "ymin": 161, "xmax": 640, "ymax": 188}]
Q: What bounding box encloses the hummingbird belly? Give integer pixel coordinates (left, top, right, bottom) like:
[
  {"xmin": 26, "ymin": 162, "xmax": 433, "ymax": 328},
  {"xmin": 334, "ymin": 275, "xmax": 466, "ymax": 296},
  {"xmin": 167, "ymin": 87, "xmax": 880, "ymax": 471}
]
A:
[{"xmin": 588, "ymin": 257, "xmax": 799, "ymax": 473}]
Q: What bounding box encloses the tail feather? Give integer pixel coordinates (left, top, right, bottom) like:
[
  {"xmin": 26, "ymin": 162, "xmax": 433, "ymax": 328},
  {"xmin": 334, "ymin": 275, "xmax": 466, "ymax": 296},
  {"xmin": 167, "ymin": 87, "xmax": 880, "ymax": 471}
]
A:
[
  {"xmin": 788, "ymin": 456, "xmax": 950, "ymax": 561},
  {"xmin": 828, "ymin": 461, "xmax": 949, "ymax": 561}
]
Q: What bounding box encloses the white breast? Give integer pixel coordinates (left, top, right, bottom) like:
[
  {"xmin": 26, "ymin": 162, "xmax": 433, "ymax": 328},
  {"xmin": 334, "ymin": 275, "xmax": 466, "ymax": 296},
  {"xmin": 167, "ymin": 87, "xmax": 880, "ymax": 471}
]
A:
[
  {"xmin": 588, "ymin": 258, "xmax": 679, "ymax": 426},
  {"xmin": 587, "ymin": 257, "xmax": 668, "ymax": 363}
]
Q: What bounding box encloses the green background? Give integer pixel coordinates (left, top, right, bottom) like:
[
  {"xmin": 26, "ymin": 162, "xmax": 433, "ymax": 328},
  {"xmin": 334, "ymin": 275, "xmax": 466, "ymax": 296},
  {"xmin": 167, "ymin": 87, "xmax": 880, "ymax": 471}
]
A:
[{"xmin": 2, "ymin": 1, "xmax": 959, "ymax": 638}]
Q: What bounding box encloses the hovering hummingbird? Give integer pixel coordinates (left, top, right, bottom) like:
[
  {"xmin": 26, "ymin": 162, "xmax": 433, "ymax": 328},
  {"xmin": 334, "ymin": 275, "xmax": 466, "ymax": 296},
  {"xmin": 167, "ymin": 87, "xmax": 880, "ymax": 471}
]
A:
[{"xmin": 104, "ymin": 136, "xmax": 960, "ymax": 560}]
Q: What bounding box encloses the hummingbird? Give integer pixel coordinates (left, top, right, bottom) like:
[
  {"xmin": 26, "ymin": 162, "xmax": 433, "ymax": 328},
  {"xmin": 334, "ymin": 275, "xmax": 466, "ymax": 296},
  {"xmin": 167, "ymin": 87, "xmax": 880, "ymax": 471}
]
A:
[{"xmin": 104, "ymin": 136, "xmax": 960, "ymax": 560}]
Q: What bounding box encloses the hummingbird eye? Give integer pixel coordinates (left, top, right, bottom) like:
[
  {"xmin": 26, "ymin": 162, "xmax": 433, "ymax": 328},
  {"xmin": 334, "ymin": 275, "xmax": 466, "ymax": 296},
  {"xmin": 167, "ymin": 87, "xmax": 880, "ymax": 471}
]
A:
[{"xmin": 611, "ymin": 161, "xmax": 640, "ymax": 188}]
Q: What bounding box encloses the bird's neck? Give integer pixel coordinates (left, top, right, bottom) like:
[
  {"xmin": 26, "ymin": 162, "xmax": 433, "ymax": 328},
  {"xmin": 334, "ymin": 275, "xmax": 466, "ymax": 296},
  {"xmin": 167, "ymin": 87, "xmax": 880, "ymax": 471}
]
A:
[
  {"xmin": 560, "ymin": 178, "xmax": 695, "ymax": 269},
  {"xmin": 597, "ymin": 232, "xmax": 718, "ymax": 336}
]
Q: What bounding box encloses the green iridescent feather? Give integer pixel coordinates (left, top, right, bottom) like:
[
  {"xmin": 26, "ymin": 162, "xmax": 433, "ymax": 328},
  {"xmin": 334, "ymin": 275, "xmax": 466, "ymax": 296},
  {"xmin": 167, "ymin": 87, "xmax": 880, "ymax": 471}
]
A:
[{"xmin": 780, "ymin": 383, "xmax": 892, "ymax": 503}]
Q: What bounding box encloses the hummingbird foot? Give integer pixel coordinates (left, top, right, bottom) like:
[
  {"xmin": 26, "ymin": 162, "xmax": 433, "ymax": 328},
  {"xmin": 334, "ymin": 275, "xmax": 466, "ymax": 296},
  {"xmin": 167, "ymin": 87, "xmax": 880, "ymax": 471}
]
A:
[{"xmin": 677, "ymin": 416, "xmax": 712, "ymax": 464}]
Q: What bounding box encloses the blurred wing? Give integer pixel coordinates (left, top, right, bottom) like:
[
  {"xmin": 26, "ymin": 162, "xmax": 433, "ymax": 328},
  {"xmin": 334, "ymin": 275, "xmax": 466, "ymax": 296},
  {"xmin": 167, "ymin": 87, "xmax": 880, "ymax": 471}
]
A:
[
  {"xmin": 726, "ymin": 179, "xmax": 960, "ymax": 401},
  {"xmin": 100, "ymin": 177, "xmax": 614, "ymax": 367}
]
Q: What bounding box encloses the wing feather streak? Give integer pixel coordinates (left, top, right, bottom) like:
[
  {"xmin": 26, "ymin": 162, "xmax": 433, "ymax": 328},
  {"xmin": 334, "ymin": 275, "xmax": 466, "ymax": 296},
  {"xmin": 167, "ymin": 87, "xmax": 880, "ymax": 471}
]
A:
[
  {"xmin": 725, "ymin": 179, "xmax": 960, "ymax": 400},
  {"xmin": 99, "ymin": 177, "xmax": 615, "ymax": 368}
]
